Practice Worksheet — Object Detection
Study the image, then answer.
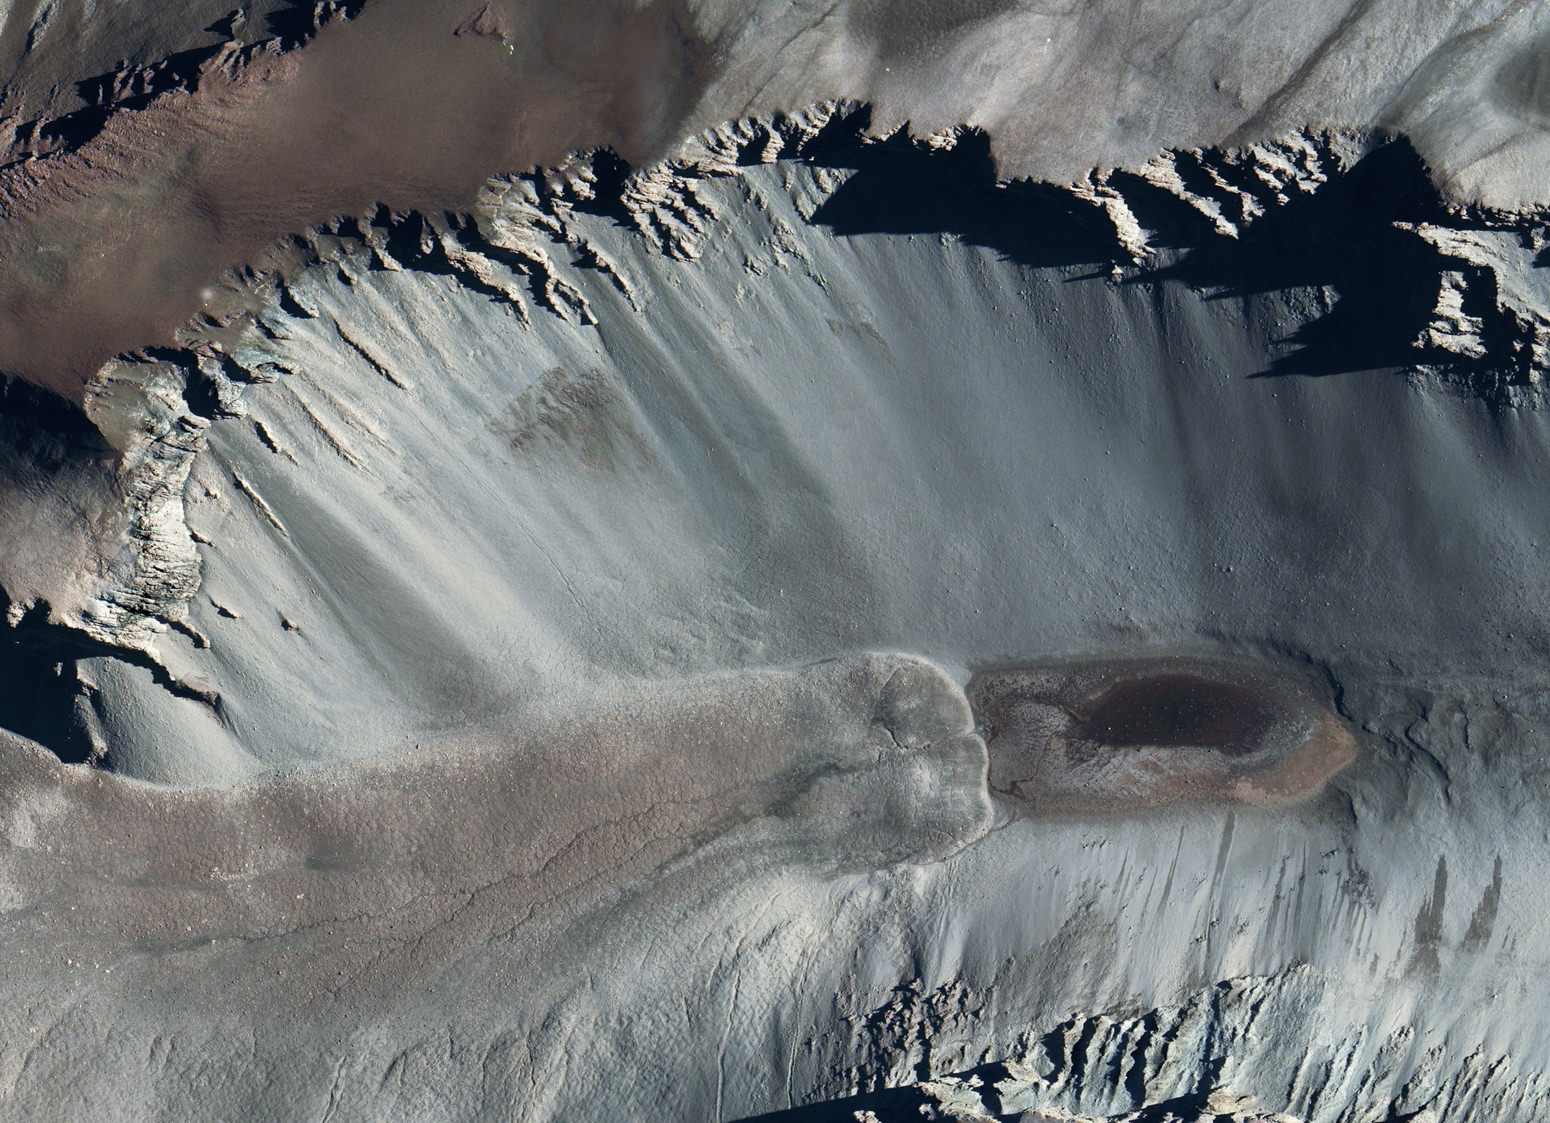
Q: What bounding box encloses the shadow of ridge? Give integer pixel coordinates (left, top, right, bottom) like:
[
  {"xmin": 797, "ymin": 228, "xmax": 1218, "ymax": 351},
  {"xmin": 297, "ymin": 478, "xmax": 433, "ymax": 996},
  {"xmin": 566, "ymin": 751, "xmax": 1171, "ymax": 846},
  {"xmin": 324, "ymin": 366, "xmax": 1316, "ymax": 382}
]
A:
[
  {"xmin": 1131, "ymin": 137, "xmax": 1456, "ymax": 380},
  {"xmin": 265, "ymin": 0, "xmax": 366, "ymax": 49},
  {"xmin": 0, "ymin": 369, "xmax": 217, "ymax": 768},
  {"xmin": 7, "ymin": 0, "xmax": 358, "ymax": 166},
  {"xmin": 803, "ymin": 109, "xmax": 1127, "ymax": 271},
  {"xmin": 732, "ymin": 1084, "xmax": 941, "ymax": 1122},
  {"xmin": 0, "ymin": 375, "xmax": 114, "ymax": 764},
  {"xmin": 802, "ymin": 116, "xmax": 1512, "ymax": 390},
  {"xmin": 0, "ymin": 590, "xmax": 216, "ymax": 769},
  {"xmin": 733, "ymin": 1084, "xmax": 1224, "ymax": 1122},
  {"xmin": 0, "ymin": 594, "xmax": 103, "ymax": 766}
]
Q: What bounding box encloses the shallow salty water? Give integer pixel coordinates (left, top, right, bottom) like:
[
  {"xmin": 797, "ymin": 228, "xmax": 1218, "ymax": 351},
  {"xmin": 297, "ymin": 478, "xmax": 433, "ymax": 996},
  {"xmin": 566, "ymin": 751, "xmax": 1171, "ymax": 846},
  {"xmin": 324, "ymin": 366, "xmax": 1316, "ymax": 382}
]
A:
[{"xmin": 969, "ymin": 657, "xmax": 1354, "ymax": 812}]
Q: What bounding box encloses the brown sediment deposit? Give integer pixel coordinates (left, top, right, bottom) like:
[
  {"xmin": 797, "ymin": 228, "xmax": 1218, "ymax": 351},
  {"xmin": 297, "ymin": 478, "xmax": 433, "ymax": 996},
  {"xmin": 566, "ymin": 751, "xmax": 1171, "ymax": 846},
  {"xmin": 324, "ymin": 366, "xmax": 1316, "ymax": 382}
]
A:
[
  {"xmin": 969, "ymin": 657, "xmax": 1356, "ymax": 813},
  {"xmin": 0, "ymin": 0, "xmax": 721, "ymax": 402}
]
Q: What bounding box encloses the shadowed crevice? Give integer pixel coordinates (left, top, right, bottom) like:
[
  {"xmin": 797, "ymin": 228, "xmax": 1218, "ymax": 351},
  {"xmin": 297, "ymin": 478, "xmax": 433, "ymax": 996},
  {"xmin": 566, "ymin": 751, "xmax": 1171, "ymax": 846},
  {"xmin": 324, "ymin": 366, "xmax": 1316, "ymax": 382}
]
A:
[
  {"xmin": 807, "ymin": 110, "xmax": 1127, "ymax": 270},
  {"xmin": 0, "ymin": 596, "xmax": 105, "ymax": 765},
  {"xmin": 1141, "ymin": 138, "xmax": 1451, "ymax": 379}
]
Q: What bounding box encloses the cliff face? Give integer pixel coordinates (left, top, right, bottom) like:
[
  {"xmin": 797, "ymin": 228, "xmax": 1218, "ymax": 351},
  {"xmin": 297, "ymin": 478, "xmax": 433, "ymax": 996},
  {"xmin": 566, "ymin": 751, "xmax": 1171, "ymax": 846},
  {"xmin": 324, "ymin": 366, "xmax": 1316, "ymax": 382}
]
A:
[{"xmin": 1, "ymin": 4, "xmax": 1548, "ymax": 1121}]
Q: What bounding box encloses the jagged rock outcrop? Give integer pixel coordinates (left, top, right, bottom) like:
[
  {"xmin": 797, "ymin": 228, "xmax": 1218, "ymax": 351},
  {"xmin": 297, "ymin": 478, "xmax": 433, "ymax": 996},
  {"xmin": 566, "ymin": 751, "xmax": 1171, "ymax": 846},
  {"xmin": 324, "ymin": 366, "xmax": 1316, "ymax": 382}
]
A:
[
  {"xmin": 10, "ymin": 99, "xmax": 1550, "ymax": 745},
  {"xmin": 58, "ymin": 110, "xmax": 1550, "ymax": 660},
  {"xmin": 749, "ymin": 966, "xmax": 1550, "ymax": 1122}
]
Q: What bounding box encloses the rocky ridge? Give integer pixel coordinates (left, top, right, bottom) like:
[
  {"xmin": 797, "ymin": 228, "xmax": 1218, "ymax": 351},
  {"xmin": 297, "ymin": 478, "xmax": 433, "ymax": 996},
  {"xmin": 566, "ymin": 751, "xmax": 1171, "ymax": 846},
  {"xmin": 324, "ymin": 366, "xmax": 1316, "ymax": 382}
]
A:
[{"xmin": 9, "ymin": 104, "xmax": 1538, "ymax": 678}]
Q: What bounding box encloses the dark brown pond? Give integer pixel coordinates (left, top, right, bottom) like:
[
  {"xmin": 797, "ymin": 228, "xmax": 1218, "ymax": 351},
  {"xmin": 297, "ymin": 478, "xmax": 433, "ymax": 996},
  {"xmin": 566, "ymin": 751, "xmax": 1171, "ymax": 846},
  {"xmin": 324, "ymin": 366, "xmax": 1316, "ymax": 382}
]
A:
[{"xmin": 1071, "ymin": 673, "xmax": 1274, "ymax": 752}]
